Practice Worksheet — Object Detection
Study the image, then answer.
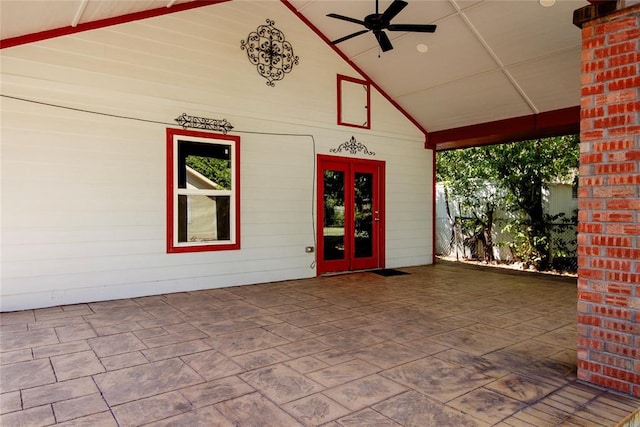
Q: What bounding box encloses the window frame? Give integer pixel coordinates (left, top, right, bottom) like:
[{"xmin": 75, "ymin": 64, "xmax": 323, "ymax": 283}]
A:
[
  {"xmin": 337, "ymin": 74, "xmax": 371, "ymax": 130},
  {"xmin": 166, "ymin": 128, "xmax": 240, "ymax": 253}
]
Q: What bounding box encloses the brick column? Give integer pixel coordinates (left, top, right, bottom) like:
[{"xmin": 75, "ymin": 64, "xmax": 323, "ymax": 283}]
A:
[{"xmin": 578, "ymin": 4, "xmax": 640, "ymax": 397}]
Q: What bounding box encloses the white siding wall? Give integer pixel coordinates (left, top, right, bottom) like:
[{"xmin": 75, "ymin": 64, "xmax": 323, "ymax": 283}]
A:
[
  {"xmin": 0, "ymin": 1, "xmax": 432, "ymax": 311},
  {"xmin": 547, "ymin": 184, "xmax": 578, "ymax": 218}
]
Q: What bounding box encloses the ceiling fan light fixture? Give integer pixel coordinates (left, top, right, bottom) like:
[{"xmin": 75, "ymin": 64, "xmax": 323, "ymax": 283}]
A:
[
  {"xmin": 417, "ymin": 43, "xmax": 429, "ymax": 53},
  {"xmin": 539, "ymin": 0, "xmax": 556, "ymax": 7}
]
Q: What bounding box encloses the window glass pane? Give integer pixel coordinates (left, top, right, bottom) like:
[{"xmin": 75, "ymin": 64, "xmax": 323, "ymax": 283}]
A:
[
  {"xmin": 178, "ymin": 142, "xmax": 231, "ymax": 190},
  {"xmin": 186, "ymin": 156, "xmax": 231, "ymax": 190},
  {"xmin": 354, "ymin": 172, "xmax": 373, "ymax": 258},
  {"xmin": 178, "ymin": 195, "xmax": 231, "ymax": 243},
  {"xmin": 323, "ymin": 170, "xmax": 345, "ymax": 261}
]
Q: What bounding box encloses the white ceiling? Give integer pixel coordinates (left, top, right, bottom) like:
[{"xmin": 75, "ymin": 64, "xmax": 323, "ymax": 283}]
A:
[
  {"xmin": 0, "ymin": 0, "xmax": 587, "ymax": 140},
  {"xmin": 289, "ymin": 0, "xmax": 587, "ymax": 133}
]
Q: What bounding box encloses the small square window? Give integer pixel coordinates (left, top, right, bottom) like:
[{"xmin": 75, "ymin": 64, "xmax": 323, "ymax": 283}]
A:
[{"xmin": 166, "ymin": 129, "xmax": 240, "ymax": 253}]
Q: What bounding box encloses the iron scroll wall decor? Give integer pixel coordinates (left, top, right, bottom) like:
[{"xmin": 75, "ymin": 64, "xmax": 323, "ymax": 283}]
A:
[
  {"xmin": 175, "ymin": 113, "xmax": 234, "ymax": 134},
  {"xmin": 330, "ymin": 136, "xmax": 375, "ymax": 156},
  {"xmin": 241, "ymin": 19, "xmax": 299, "ymax": 87}
]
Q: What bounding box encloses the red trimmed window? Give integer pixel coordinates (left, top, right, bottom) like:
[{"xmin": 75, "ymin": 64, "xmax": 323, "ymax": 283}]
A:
[
  {"xmin": 166, "ymin": 128, "xmax": 240, "ymax": 253},
  {"xmin": 337, "ymin": 74, "xmax": 371, "ymax": 129}
]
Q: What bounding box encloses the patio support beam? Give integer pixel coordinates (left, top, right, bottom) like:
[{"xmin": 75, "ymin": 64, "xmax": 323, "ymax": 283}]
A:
[
  {"xmin": 573, "ymin": 1, "xmax": 618, "ymax": 29},
  {"xmin": 429, "ymin": 106, "xmax": 579, "ymax": 151}
]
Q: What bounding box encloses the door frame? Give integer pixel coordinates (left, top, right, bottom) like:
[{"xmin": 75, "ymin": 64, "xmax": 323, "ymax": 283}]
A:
[{"xmin": 316, "ymin": 154, "xmax": 385, "ymax": 275}]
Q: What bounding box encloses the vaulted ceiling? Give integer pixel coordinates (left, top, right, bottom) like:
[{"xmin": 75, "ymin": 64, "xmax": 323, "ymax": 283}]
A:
[{"xmin": 0, "ymin": 0, "xmax": 587, "ymax": 149}]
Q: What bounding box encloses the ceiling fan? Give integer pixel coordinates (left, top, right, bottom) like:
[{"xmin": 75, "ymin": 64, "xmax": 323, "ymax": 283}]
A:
[{"xmin": 327, "ymin": 0, "xmax": 437, "ymax": 52}]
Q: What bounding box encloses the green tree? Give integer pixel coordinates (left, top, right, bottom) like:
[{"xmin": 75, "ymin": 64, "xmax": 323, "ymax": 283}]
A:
[
  {"xmin": 437, "ymin": 135, "xmax": 579, "ymax": 270},
  {"xmin": 487, "ymin": 135, "xmax": 579, "ymax": 269},
  {"xmin": 186, "ymin": 155, "xmax": 231, "ymax": 190},
  {"xmin": 437, "ymin": 149, "xmax": 506, "ymax": 262}
]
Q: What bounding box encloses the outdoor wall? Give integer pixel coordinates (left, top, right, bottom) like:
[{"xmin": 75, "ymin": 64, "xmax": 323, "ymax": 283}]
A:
[
  {"xmin": 0, "ymin": 1, "xmax": 432, "ymax": 311},
  {"xmin": 547, "ymin": 183, "xmax": 579, "ymax": 218},
  {"xmin": 578, "ymin": 4, "xmax": 640, "ymax": 397}
]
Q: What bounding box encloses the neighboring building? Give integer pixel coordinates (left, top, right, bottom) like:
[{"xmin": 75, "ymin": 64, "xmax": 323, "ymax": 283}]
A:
[
  {"xmin": 435, "ymin": 180, "xmax": 578, "ymax": 265},
  {"xmin": 184, "ymin": 165, "xmax": 227, "ymax": 243},
  {"xmin": 0, "ymin": 1, "xmax": 433, "ymax": 311}
]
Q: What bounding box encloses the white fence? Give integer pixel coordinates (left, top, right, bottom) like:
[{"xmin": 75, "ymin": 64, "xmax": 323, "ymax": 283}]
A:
[{"xmin": 435, "ymin": 184, "xmax": 578, "ymax": 272}]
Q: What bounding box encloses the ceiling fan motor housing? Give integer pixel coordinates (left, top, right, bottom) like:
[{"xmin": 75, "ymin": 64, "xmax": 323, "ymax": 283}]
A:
[
  {"xmin": 327, "ymin": 0, "xmax": 436, "ymax": 52},
  {"xmin": 364, "ymin": 14, "xmax": 386, "ymax": 31}
]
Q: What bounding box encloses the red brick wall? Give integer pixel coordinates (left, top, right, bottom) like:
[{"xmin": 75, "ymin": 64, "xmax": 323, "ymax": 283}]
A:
[{"xmin": 578, "ymin": 4, "xmax": 640, "ymax": 397}]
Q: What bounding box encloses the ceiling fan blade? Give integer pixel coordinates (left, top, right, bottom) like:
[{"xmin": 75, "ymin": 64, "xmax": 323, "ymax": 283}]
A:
[
  {"xmin": 326, "ymin": 13, "xmax": 366, "ymax": 26},
  {"xmin": 381, "ymin": 0, "xmax": 408, "ymax": 25},
  {"xmin": 375, "ymin": 30, "xmax": 394, "ymax": 52},
  {"xmin": 387, "ymin": 24, "xmax": 437, "ymax": 33},
  {"xmin": 332, "ymin": 29, "xmax": 370, "ymax": 44}
]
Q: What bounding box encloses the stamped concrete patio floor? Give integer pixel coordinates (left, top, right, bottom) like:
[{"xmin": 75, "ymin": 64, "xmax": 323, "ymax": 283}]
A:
[{"xmin": 1, "ymin": 262, "xmax": 639, "ymax": 426}]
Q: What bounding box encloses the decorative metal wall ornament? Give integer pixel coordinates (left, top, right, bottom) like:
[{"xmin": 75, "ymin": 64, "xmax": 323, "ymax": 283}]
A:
[
  {"xmin": 241, "ymin": 19, "xmax": 299, "ymax": 87},
  {"xmin": 330, "ymin": 136, "xmax": 375, "ymax": 156},
  {"xmin": 175, "ymin": 113, "xmax": 234, "ymax": 134}
]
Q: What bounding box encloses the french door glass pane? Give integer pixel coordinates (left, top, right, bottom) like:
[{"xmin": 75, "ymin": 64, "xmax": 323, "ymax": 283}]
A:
[
  {"xmin": 323, "ymin": 170, "xmax": 345, "ymax": 261},
  {"xmin": 354, "ymin": 172, "xmax": 373, "ymax": 258}
]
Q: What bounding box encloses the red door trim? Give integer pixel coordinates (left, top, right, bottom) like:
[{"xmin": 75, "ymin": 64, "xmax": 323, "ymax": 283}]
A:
[
  {"xmin": 316, "ymin": 155, "xmax": 385, "ymax": 275},
  {"xmin": 317, "ymin": 158, "xmax": 351, "ymax": 273}
]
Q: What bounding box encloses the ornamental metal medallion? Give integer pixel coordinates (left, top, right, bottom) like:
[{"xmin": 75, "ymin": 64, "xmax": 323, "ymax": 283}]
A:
[
  {"xmin": 175, "ymin": 113, "xmax": 234, "ymax": 134},
  {"xmin": 241, "ymin": 19, "xmax": 299, "ymax": 87},
  {"xmin": 330, "ymin": 136, "xmax": 375, "ymax": 156}
]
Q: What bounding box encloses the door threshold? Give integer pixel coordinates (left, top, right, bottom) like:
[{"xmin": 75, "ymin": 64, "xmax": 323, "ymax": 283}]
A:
[{"xmin": 320, "ymin": 268, "xmax": 382, "ymax": 277}]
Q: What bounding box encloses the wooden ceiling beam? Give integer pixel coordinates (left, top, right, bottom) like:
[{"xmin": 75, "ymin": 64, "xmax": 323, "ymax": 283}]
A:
[
  {"xmin": 574, "ymin": 0, "xmax": 617, "ymax": 28},
  {"xmin": 428, "ymin": 106, "xmax": 580, "ymax": 151}
]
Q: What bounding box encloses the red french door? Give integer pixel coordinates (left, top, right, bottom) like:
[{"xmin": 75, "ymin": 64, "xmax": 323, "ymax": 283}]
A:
[{"xmin": 317, "ymin": 155, "xmax": 385, "ymax": 274}]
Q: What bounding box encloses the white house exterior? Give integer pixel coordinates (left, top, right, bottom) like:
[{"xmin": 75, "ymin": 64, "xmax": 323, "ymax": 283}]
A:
[{"xmin": 0, "ymin": 1, "xmax": 433, "ymax": 311}]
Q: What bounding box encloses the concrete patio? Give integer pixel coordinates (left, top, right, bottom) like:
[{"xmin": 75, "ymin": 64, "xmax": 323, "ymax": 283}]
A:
[{"xmin": 1, "ymin": 262, "xmax": 638, "ymax": 426}]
